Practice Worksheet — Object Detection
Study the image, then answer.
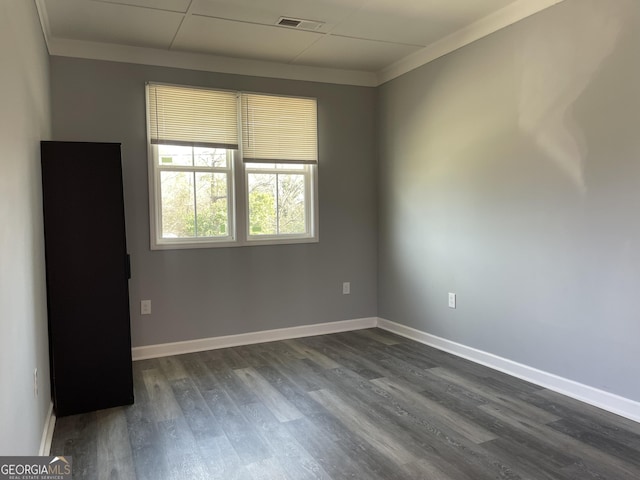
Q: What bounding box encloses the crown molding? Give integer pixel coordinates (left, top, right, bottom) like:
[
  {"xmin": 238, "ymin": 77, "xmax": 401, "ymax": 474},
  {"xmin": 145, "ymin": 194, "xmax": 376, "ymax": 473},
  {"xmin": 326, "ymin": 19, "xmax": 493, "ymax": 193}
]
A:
[
  {"xmin": 37, "ymin": 0, "xmax": 566, "ymax": 87},
  {"xmin": 34, "ymin": 0, "xmax": 52, "ymax": 53},
  {"xmin": 377, "ymin": 0, "xmax": 566, "ymax": 85},
  {"xmin": 46, "ymin": 38, "xmax": 378, "ymax": 87}
]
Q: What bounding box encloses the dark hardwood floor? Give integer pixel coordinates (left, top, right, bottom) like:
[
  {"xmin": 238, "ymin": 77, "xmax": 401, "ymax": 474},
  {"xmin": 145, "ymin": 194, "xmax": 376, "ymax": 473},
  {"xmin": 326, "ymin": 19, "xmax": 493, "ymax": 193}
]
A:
[{"xmin": 50, "ymin": 328, "xmax": 640, "ymax": 479}]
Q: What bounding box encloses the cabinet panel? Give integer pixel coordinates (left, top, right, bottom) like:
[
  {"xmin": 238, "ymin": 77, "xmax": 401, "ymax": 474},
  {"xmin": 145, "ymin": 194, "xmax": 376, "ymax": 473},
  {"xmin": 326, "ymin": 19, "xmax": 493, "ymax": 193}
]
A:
[{"xmin": 41, "ymin": 141, "xmax": 134, "ymax": 417}]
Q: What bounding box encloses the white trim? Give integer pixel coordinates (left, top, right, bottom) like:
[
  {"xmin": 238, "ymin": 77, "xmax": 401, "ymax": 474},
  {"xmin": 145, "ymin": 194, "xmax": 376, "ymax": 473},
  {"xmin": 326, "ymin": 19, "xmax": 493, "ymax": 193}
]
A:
[
  {"xmin": 377, "ymin": 318, "xmax": 640, "ymax": 424},
  {"xmin": 34, "ymin": 0, "xmax": 52, "ymax": 53},
  {"xmin": 38, "ymin": 402, "xmax": 55, "ymax": 456},
  {"xmin": 132, "ymin": 317, "xmax": 377, "ymax": 361},
  {"xmin": 47, "ymin": 38, "xmax": 378, "ymax": 87},
  {"xmin": 40, "ymin": 1, "xmax": 565, "ymax": 87},
  {"xmin": 133, "ymin": 314, "xmax": 640, "ymax": 422},
  {"xmin": 377, "ymin": 0, "xmax": 566, "ymax": 85}
]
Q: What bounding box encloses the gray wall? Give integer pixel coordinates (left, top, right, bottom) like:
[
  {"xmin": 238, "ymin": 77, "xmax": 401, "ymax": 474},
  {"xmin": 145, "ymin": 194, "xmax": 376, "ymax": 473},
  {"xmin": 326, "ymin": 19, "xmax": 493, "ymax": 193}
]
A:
[
  {"xmin": 0, "ymin": 0, "xmax": 52, "ymax": 454},
  {"xmin": 50, "ymin": 57, "xmax": 378, "ymax": 347},
  {"xmin": 378, "ymin": 0, "xmax": 640, "ymax": 401},
  {"xmin": 47, "ymin": 0, "xmax": 640, "ymax": 405}
]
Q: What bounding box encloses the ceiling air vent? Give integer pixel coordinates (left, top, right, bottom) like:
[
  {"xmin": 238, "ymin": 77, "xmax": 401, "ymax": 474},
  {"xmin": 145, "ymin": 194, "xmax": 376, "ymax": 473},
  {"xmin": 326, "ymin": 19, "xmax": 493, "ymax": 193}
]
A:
[{"xmin": 276, "ymin": 17, "xmax": 324, "ymax": 31}]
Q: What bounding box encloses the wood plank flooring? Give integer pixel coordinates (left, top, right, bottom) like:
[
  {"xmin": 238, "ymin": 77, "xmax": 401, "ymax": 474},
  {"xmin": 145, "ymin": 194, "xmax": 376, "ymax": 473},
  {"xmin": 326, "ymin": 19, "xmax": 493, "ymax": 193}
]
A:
[{"xmin": 50, "ymin": 328, "xmax": 640, "ymax": 479}]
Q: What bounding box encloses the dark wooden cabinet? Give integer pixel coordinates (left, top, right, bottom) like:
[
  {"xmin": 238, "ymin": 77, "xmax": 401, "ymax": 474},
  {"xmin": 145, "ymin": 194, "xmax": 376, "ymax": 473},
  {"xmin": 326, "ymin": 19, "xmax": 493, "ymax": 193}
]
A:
[{"xmin": 41, "ymin": 141, "xmax": 134, "ymax": 417}]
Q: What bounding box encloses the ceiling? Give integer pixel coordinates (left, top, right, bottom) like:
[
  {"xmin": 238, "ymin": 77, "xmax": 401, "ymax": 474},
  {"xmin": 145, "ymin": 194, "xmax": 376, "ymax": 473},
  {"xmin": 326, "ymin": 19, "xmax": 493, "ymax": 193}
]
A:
[{"xmin": 36, "ymin": 0, "xmax": 564, "ymax": 86}]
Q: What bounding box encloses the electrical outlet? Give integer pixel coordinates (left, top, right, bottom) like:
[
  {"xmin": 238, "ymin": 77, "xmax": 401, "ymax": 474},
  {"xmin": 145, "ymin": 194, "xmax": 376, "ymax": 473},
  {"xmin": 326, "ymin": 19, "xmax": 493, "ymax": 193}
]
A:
[
  {"xmin": 34, "ymin": 368, "xmax": 38, "ymax": 398},
  {"xmin": 342, "ymin": 282, "xmax": 351, "ymax": 295},
  {"xmin": 448, "ymin": 292, "xmax": 456, "ymax": 309},
  {"xmin": 141, "ymin": 300, "xmax": 152, "ymax": 315}
]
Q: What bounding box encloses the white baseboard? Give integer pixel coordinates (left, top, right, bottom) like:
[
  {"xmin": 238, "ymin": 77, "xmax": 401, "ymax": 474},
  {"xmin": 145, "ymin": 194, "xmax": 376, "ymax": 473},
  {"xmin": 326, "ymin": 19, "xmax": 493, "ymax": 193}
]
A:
[
  {"xmin": 377, "ymin": 318, "xmax": 640, "ymax": 424},
  {"xmin": 132, "ymin": 317, "xmax": 378, "ymax": 361},
  {"xmin": 39, "ymin": 401, "xmax": 55, "ymax": 456},
  {"xmin": 131, "ymin": 315, "xmax": 639, "ymax": 423}
]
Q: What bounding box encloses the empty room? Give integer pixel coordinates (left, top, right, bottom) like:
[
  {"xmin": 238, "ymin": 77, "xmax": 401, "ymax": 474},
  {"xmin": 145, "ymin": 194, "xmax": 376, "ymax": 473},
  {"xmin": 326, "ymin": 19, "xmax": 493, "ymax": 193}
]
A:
[{"xmin": 1, "ymin": 0, "xmax": 640, "ymax": 478}]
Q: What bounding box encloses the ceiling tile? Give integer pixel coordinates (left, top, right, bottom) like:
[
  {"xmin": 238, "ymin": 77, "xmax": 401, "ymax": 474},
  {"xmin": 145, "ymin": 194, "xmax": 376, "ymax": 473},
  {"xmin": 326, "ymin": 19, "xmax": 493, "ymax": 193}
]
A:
[
  {"xmin": 191, "ymin": 0, "xmax": 365, "ymax": 33},
  {"xmin": 293, "ymin": 35, "xmax": 422, "ymax": 72},
  {"xmin": 172, "ymin": 15, "xmax": 323, "ymax": 63},
  {"xmin": 91, "ymin": 0, "xmax": 191, "ymax": 13},
  {"xmin": 331, "ymin": 0, "xmax": 516, "ymax": 46},
  {"xmin": 41, "ymin": 0, "xmax": 536, "ymax": 78},
  {"xmin": 45, "ymin": 0, "xmax": 184, "ymax": 48}
]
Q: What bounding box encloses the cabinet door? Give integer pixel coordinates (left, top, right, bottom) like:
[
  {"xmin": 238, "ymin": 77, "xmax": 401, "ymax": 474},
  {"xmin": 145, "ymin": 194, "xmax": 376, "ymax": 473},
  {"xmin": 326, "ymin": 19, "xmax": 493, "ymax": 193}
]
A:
[{"xmin": 41, "ymin": 141, "xmax": 134, "ymax": 416}]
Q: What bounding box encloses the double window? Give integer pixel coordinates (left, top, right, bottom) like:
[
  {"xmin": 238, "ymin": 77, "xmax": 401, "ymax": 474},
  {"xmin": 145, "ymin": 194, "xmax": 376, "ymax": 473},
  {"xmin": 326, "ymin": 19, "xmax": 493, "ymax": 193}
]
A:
[{"xmin": 146, "ymin": 83, "xmax": 318, "ymax": 249}]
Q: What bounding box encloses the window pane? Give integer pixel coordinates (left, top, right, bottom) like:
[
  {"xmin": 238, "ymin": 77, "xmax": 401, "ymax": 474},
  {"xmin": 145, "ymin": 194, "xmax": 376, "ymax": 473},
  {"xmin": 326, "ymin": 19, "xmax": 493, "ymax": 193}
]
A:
[
  {"xmin": 148, "ymin": 85, "xmax": 318, "ymax": 248},
  {"xmin": 278, "ymin": 174, "xmax": 306, "ymax": 234},
  {"xmin": 158, "ymin": 144, "xmax": 193, "ymax": 166},
  {"xmin": 245, "ymin": 162, "xmax": 304, "ymax": 170},
  {"xmin": 248, "ymin": 172, "xmax": 307, "ymax": 236},
  {"xmin": 195, "ymin": 172, "xmax": 229, "ymax": 237},
  {"xmin": 194, "ymin": 147, "xmax": 229, "ymax": 168},
  {"xmin": 245, "ymin": 162, "xmax": 276, "ymax": 170},
  {"xmin": 160, "ymin": 171, "xmax": 195, "ymax": 238},
  {"xmin": 248, "ymin": 173, "xmax": 277, "ymax": 235},
  {"xmin": 277, "ymin": 163, "xmax": 304, "ymax": 170}
]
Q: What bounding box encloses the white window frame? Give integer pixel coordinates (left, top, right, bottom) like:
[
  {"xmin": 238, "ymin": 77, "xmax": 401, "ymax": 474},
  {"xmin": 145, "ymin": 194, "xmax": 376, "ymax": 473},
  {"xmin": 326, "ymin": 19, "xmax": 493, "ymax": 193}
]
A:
[
  {"xmin": 243, "ymin": 162, "xmax": 318, "ymax": 245},
  {"xmin": 149, "ymin": 145, "xmax": 238, "ymax": 248},
  {"xmin": 146, "ymin": 83, "xmax": 319, "ymax": 250}
]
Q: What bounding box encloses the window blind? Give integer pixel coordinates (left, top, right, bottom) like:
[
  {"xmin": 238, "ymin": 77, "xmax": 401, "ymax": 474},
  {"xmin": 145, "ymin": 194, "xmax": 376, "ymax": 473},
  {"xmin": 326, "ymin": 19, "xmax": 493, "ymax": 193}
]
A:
[
  {"xmin": 241, "ymin": 93, "xmax": 318, "ymax": 164},
  {"xmin": 147, "ymin": 83, "xmax": 239, "ymax": 149}
]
